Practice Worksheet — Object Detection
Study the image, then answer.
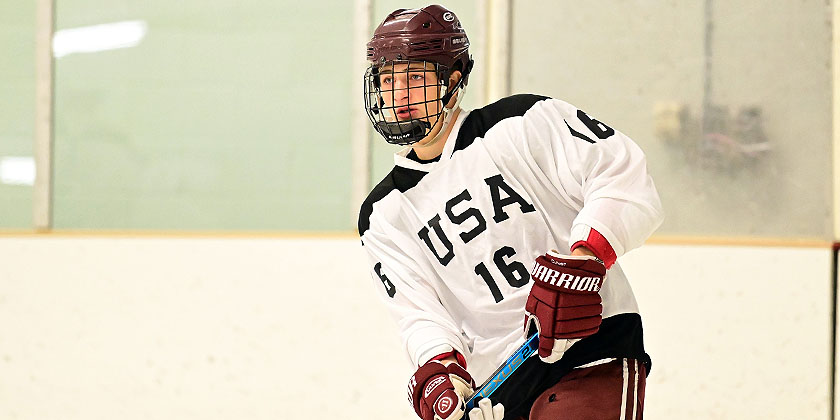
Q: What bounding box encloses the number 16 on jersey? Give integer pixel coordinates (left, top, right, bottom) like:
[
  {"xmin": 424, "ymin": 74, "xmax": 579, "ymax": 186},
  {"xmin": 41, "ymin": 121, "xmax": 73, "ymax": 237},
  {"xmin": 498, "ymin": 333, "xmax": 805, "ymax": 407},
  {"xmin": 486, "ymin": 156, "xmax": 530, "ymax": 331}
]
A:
[{"xmin": 462, "ymin": 333, "xmax": 540, "ymax": 418}]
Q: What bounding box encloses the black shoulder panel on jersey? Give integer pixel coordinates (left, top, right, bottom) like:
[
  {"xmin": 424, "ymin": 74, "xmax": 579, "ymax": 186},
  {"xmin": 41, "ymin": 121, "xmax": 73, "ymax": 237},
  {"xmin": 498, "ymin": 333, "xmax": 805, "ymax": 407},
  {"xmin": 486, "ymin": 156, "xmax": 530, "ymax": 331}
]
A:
[
  {"xmin": 358, "ymin": 166, "xmax": 428, "ymax": 237},
  {"xmin": 452, "ymin": 93, "xmax": 550, "ymax": 155}
]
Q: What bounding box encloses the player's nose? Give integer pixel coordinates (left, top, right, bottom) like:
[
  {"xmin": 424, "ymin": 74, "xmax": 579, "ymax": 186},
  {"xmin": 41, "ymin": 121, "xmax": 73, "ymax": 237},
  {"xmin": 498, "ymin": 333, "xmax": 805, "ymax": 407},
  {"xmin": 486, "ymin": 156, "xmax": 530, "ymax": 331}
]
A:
[
  {"xmin": 394, "ymin": 80, "xmax": 410, "ymax": 101},
  {"xmin": 393, "ymin": 75, "xmax": 410, "ymax": 91}
]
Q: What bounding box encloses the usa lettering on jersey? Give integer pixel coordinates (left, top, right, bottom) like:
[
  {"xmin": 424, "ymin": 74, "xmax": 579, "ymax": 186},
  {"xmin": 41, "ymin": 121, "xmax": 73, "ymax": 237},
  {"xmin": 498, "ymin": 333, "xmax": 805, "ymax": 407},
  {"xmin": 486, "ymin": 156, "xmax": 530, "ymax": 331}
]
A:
[{"xmin": 417, "ymin": 173, "xmax": 536, "ymax": 267}]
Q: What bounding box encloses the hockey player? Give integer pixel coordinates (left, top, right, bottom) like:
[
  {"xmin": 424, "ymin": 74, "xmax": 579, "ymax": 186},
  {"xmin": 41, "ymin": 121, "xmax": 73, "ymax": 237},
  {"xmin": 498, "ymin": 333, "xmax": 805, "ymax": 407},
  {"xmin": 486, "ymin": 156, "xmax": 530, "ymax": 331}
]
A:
[{"xmin": 358, "ymin": 5, "xmax": 663, "ymax": 420}]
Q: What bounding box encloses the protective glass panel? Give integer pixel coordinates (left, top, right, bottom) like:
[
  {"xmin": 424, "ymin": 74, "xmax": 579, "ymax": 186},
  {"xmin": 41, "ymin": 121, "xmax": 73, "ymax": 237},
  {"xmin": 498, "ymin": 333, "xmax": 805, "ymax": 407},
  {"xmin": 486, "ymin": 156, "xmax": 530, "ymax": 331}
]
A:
[
  {"xmin": 53, "ymin": 1, "xmax": 354, "ymax": 231},
  {"xmin": 0, "ymin": 2, "xmax": 36, "ymax": 229},
  {"xmin": 512, "ymin": 1, "xmax": 832, "ymax": 240}
]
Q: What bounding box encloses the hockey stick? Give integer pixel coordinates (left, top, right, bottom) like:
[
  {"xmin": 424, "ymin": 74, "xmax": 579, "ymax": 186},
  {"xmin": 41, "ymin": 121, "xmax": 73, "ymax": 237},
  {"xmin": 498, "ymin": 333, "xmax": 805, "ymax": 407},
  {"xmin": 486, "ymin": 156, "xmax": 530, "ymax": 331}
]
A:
[{"xmin": 461, "ymin": 333, "xmax": 539, "ymax": 418}]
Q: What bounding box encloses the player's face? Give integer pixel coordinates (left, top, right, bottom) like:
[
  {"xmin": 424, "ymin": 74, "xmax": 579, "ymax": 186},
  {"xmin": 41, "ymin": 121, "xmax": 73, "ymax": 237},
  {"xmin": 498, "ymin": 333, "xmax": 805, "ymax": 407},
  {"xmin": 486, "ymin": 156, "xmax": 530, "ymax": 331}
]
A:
[{"xmin": 378, "ymin": 62, "xmax": 441, "ymax": 124}]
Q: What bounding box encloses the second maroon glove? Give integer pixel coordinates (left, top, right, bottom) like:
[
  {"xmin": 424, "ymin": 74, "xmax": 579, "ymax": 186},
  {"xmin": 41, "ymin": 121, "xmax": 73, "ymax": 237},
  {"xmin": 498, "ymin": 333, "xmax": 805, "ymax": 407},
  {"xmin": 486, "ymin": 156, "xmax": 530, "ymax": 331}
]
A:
[
  {"xmin": 407, "ymin": 360, "xmax": 475, "ymax": 420},
  {"xmin": 525, "ymin": 251, "xmax": 607, "ymax": 363}
]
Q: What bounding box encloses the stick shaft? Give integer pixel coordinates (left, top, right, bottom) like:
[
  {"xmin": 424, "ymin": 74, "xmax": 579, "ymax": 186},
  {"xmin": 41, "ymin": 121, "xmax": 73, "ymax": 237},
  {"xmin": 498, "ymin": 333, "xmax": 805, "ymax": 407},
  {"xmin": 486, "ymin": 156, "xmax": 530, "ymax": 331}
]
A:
[{"xmin": 462, "ymin": 333, "xmax": 539, "ymax": 417}]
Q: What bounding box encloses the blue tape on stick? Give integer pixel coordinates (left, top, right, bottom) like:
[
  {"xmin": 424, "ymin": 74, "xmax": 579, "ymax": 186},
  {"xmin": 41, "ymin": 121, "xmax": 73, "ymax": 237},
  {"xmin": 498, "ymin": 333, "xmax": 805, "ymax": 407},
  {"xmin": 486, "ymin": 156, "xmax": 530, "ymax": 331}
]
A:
[{"xmin": 461, "ymin": 333, "xmax": 539, "ymax": 418}]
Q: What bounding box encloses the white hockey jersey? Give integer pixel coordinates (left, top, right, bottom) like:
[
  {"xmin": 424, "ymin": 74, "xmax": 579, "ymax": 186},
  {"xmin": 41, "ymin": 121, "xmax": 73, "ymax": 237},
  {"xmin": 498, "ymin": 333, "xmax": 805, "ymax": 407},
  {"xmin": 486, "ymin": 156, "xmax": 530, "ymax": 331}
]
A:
[{"xmin": 358, "ymin": 94, "xmax": 663, "ymax": 385}]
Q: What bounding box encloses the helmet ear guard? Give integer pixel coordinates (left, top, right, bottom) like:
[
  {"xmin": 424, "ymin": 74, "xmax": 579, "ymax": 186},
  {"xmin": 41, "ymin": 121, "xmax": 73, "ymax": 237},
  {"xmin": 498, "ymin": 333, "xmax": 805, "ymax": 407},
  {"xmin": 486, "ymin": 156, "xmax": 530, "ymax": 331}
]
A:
[
  {"xmin": 370, "ymin": 65, "xmax": 384, "ymax": 90},
  {"xmin": 439, "ymin": 61, "xmax": 470, "ymax": 107}
]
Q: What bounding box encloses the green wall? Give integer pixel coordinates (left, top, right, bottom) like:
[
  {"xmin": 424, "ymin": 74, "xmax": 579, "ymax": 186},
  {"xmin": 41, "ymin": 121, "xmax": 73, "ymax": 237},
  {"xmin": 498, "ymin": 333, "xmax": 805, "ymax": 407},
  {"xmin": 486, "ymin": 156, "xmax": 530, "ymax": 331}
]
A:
[
  {"xmin": 52, "ymin": 1, "xmax": 354, "ymax": 230},
  {"xmin": 0, "ymin": 1, "xmax": 35, "ymax": 229},
  {"xmin": 3, "ymin": 1, "xmax": 835, "ymax": 238}
]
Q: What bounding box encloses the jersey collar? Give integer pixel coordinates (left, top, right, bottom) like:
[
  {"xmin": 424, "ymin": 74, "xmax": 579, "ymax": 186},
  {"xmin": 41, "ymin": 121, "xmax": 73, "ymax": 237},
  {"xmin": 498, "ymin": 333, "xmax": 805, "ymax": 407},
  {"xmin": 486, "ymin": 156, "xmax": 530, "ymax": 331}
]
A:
[{"xmin": 393, "ymin": 108, "xmax": 471, "ymax": 172}]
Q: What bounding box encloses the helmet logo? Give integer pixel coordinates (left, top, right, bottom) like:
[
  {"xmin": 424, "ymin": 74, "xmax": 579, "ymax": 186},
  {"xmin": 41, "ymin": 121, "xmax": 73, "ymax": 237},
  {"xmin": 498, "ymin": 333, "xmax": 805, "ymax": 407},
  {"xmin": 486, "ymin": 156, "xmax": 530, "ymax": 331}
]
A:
[{"xmin": 442, "ymin": 12, "xmax": 455, "ymax": 22}]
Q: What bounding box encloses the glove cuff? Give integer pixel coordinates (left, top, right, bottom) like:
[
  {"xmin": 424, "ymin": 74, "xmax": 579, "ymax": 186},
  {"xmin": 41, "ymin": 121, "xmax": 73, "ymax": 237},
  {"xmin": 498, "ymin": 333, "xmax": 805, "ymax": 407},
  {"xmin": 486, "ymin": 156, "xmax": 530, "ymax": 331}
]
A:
[
  {"xmin": 430, "ymin": 350, "xmax": 467, "ymax": 370},
  {"xmin": 568, "ymin": 226, "xmax": 617, "ymax": 268}
]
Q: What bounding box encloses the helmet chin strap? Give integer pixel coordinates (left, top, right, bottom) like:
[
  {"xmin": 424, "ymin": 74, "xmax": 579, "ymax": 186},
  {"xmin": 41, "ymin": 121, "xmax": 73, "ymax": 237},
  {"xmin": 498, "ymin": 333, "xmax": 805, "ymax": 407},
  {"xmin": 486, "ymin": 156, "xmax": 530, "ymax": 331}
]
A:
[{"xmin": 421, "ymin": 83, "xmax": 466, "ymax": 148}]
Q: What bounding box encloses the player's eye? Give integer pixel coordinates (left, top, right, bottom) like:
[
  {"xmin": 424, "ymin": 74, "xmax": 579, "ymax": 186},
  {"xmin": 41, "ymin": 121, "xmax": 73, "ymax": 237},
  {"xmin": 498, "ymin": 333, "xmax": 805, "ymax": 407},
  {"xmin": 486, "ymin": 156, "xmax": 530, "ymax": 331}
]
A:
[
  {"xmin": 380, "ymin": 76, "xmax": 393, "ymax": 85},
  {"xmin": 410, "ymin": 74, "xmax": 425, "ymax": 81}
]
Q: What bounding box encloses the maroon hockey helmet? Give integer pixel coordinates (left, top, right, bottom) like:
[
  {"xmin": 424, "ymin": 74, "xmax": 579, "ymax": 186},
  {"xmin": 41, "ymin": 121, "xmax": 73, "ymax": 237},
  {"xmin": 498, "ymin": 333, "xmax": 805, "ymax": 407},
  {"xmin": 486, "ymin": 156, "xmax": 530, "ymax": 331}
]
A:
[{"xmin": 364, "ymin": 5, "xmax": 474, "ymax": 145}]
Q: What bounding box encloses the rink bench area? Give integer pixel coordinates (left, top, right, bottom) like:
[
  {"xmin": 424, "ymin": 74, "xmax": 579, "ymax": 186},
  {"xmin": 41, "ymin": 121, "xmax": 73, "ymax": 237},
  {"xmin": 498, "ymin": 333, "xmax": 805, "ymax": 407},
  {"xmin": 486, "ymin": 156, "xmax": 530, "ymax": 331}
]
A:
[{"xmin": 0, "ymin": 236, "xmax": 832, "ymax": 420}]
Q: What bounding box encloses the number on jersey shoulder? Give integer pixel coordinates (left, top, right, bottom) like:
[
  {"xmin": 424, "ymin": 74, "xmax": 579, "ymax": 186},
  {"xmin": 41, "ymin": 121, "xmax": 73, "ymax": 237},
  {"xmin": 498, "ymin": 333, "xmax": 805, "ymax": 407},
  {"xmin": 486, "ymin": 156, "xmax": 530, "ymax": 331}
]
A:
[
  {"xmin": 565, "ymin": 109, "xmax": 615, "ymax": 143},
  {"xmin": 374, "ymin": 262, "xmax": 397, "ymax": 298}
]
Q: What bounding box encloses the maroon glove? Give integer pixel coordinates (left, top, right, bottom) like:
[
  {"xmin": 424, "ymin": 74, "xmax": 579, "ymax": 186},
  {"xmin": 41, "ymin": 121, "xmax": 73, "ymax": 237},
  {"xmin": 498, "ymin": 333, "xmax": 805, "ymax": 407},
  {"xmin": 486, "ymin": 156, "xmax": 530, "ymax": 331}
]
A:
[
  {"xmin": 407, "ymin": 360, "xmax": 475, "ymax": 420},
  {"xmin": 525, "ymin": 251, "xmax": 607, "ymax": 363}
]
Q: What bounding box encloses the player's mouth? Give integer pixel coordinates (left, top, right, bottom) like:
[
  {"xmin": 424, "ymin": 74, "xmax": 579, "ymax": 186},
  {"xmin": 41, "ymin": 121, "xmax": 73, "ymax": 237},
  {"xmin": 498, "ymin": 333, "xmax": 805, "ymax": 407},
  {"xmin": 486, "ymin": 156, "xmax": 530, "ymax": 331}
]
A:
[{"xmin": 396, "ymin": 106, "xmax": 421, "ymax": 119}]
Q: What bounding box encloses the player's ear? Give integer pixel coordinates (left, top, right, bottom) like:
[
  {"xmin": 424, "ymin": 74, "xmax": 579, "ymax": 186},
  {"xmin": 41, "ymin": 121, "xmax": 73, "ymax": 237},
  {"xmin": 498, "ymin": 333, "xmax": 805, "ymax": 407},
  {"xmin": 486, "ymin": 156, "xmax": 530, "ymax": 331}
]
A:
[
  {"xmin": 443, "ymin": 70, "xmax": 463, "ymax": 108},
  {"xmin": 448, "ymin": 70, "xmax": 462, "ymax": 90}
]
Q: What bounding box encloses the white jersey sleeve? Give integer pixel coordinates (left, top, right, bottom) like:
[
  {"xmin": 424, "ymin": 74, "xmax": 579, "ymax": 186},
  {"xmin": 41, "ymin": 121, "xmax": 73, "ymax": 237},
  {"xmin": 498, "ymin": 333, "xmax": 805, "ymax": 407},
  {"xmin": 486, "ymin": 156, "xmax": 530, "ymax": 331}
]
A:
[
  {"xmin": 361, "ymin": 212, "xmax": 467, "ymax": 367},
  {"xmin": 509, "ymin": 98, "xmax": 663, "ymax": 257}
]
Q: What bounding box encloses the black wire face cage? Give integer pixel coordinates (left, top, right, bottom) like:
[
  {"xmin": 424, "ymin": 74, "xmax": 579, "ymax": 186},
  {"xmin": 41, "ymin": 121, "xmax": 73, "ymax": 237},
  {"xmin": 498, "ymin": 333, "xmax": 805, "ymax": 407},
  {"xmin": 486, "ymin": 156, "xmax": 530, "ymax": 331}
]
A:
[{"xmin": 364, "ymin": 60, "xmax": 450, "ymax": 146}]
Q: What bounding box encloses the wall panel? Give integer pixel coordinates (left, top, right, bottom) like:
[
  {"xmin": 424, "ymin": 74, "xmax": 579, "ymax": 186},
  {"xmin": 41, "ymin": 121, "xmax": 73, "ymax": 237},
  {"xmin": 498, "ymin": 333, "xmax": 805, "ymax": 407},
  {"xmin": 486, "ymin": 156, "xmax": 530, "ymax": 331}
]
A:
[
  {"xmin": 0, "ymin": 1, "xmax": 36, "ymax": 228},
  {"xmin": 0, "ymin": 237, "xmax": 831, "ymax": 419},
  {"xmin": 52, "ymin": 1, "xmax": 355, "ymax": 231},
  {"xmin": 511, "ymin": 1, "xmax": 832, "ymax": 240}
]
